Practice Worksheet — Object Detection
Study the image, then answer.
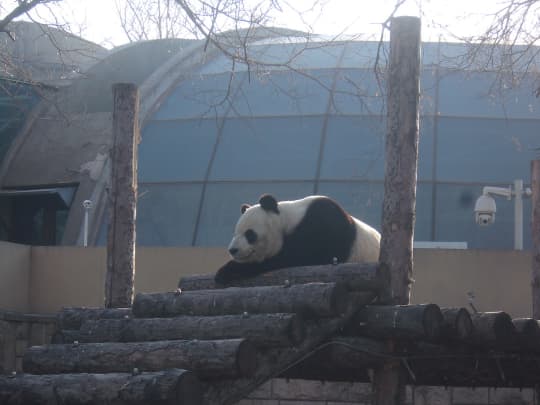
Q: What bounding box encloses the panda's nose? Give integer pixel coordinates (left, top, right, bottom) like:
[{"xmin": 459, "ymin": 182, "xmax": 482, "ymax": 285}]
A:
[{"xmin": 229, "ymin": 247, "xmax": 239, "ymax": 256}]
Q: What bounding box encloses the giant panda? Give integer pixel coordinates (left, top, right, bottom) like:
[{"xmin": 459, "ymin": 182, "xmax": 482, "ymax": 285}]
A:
[{"xmin": 214, "ymin": 194, "xmax": 381, "ymax": 284}]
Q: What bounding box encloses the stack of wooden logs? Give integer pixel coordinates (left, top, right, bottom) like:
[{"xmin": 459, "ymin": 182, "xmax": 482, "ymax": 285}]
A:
[{"xmin": 1, "ymin": 263, "xmax": 540, "ymax": 404}]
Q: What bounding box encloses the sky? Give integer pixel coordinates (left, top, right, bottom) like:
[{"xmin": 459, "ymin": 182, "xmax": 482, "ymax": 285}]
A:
[{"xmin": 2, "ymin": 0, "xmax": 515, "ymax": 48}]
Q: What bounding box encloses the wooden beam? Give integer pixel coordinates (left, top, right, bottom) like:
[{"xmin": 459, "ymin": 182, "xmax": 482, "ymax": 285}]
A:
[
  {"xmin": 105, "ymin": 83, "xmax": 140, "ymax": 308},
  {"xmin": 0, "ymin": 369, "xmax": 201, "ymax": 405},
  {"xmin": 375, "ymin": 15, "xmax": 421, "ymax": 405},
  {"xmin": 58, "ymin": 313, "xmax": 306, "ymax": 347},
  {"xmin": 133, "ymin": 282, "xmax": 348, "ymax": 319},
  {"xmin": 24, "ymin": 339, "xmax": 255, "ymax": 379}
]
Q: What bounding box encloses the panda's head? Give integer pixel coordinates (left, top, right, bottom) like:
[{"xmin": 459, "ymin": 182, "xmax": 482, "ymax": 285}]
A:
[{"xmin": 227, "ymin": 194, "xmax": 283, "ymax": 263}]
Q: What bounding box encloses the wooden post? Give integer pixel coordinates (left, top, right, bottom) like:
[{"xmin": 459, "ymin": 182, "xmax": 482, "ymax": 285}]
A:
[
  {"xmin": 105, "ymin": 83, "xmax": 139, "ymax": 308},
  {"xmin": 374, "ymin": 16, "xmax": 421, "ymax": 405},
  {"xmin": 532, "ymin": 160, "xmax": 540, "ymax": 319}
]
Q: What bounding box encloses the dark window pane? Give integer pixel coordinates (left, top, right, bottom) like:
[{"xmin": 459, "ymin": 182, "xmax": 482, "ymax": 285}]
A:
[
  {"xmin": 195, "ymin": 182, "xmax": 314, "ymax": 246},
  {"xmin": 437, "ymin": 117, "xmax": 539, "ymax": 183},
  {"xmin": 136, "ymin": 183, "xmax": 202, "ymax": 246},
  {"xmin": 210, "ymin": 117, "xmax": 323, "ymax": 180},
  {"xmin": 138, "ymin": 119, "xmax": 218, "ymax": 182},
  {"xmin": 435, "ymin": 183, "xmax": 531, "ymax": 249}
]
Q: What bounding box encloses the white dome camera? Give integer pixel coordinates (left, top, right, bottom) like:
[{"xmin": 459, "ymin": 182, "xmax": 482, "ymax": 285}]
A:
[
  {"xmin": 474, "ymin": 194, "xmax": 496, "ymax": 226},
  {"xmin": 82, "ymin": 200, "xmax": 93, "ymax": 209}
]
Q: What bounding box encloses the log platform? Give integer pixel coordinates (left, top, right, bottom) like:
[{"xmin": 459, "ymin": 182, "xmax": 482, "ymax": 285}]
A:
[{"xmin": 2, "ymin": 263, "xmax": 540, "ymax": 404}]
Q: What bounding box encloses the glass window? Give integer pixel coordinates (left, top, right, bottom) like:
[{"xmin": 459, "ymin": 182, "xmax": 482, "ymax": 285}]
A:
[
  {"xmin": 136, "ymin": 183, "xmax": 202, "ymax": 246},
  {"xmin": 230, "ymin": 69, "xmax": 334, "ymax": 117},
  {"xmin": 245, "ymin": 42, "xmax": 344, "ymax": 70},
  {"xmin": 151, "ymin": 73, "xmax": 243, "ymax": 120},
  {"xmin": 138, "ymin": 119, "xmax": 219, "ymax": 182},
  {"xmin": 317, "ymin": 181, "xmax": 433, "ymax": 241},
  {"xmin": 331, "ymin": 68, "xmax": 384, "ymax": 115},
  {"xmin": 195, "ymin": 182, "xmax": 314, "ymax": 246},
  {"xmin": 438, "ymin": 71, "xmax": 540, "ymax": 119},
  {"xmin": 436, "ymin": 117, "xmax": 539, "ymax": 183},
  {"xmin": 320, "ymin": 116, "xmax": 385, "ymax": 180},
  {"xmin": 321, "ymin": 116, "xmax": 434, "ymax": 181},
  {"xmin": 434, "ymin": 183, "xmax": 531, "ymax": 249},
  {"xmin": 210, "ymin": 117, "xmax": 323, "ymax": 180}
]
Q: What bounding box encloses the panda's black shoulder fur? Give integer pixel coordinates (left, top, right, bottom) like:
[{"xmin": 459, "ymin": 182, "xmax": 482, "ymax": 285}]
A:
[
  {"xmin": 279, "ymin": 196, "xmax": 357, "ymax": 266},
  {"xmin": 214, "ymin": 196, "xmax": 357, "ymax": 284}
]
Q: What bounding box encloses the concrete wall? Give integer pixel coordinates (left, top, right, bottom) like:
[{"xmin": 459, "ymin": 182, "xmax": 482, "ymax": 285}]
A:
[
  {"xmin": 0, "ymin": 242, "xmax": 532, "ymax": 317},
  {"xmin": 0, "ymin": 242, "xmax": 30, "ymax": 312}
]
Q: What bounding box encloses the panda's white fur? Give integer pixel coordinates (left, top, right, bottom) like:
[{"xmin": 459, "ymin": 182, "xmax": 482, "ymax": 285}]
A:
[{"xmin": 215, "ymin": 194, "xmax": 381, "ymax": 284}]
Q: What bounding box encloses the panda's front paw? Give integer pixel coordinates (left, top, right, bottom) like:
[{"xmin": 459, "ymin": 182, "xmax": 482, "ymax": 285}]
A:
[{"xmin": 214, "ymin": 261, "xmax": 240, "ymax": 285}]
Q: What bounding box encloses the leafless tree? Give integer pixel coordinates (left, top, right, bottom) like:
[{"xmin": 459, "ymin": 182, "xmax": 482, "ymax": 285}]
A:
[
  {"xmin": 115, "ymin": 0, "xmax": 195, "ymax": 42},
  {"xmin": 443, "ymin": 0, "xmax": 540, "ymax": 96}
]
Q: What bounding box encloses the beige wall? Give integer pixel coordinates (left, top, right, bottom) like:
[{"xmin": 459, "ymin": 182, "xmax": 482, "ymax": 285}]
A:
[
  {"xmin": 0, "ymin": 243, "xmax": 533, "ymax": 317},
  {"xmin": 0, "ymin": 241, "xmax": 30, "ymax": 312},
  {"xmin": 413, "ymin": 249, "xmax": 531, "ymax": 318}
]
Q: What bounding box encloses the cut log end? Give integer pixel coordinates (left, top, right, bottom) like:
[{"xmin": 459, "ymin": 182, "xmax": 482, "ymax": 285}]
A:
[{"xmin": 440, "ymin": 307, "xmax": 473, "ymax": 340}]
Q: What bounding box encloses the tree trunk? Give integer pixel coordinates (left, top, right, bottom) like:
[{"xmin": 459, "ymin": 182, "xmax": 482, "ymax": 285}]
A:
[
  {"xmin": 59, "ymin": 313, "xmax": 305, "ymax": 347},
  {"xmin": 375, "ymin": 16, "xmax": 421, "ymax": 405},
  {"xmin": 24, "ymin": 338, "xmax": 256, "ymax": 379},
  {"xmin": 133, "ymin": 282, "xmax": 348, "ymax": 319},
  {"xmin": 0, "ymin": 369, "xmax": 201, "ymax": 405},
  {"xmin": 179, "ymin": 263, "xmax": 380, "ymax": 292},
  {"xmin": 57, "ymin": 307, "xmax": 131, "ymax": 330},
  {"xmin": 351, "ymin": 304, "xmax": 442, "ymax": 340},
  {"xmin": 532, "ymin": 160, "xmax": 540, "ymax": 319},
  {"xmin": 105, "ymin": 83, "xmax": 140, "ymax": 308}
]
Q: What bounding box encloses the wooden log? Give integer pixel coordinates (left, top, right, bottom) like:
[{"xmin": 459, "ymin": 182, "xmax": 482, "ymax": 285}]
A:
[
  {"xmin": 513, "ymin": 318, "xmax": 540, "ymax": 337},
  {"xmin": 351, "ymin": 304, "xmax": 443, "ymax": 340},
  {"xmin": 24, "ymin": 338, "xmax": 256, "ymax": 379},
  {"xmin": 64, "ymin": 313, "xmax": 305, "ymax": 347},
  {"xmin": 106, "ymin": 82, "xmax": 140, "ymax": 308},
  {"xmin": 0, "ymin": 369, "xmax": 201, "ymax": 405},
  {"xmin": 470, "ymin": 312, "xmax": 517, "ymax": 346},
  {"xmin": 179, "ymin": 263, "xmax": 380, "ymax": 292},
  {"xmin": 440, "ymin": 307, "xmax": 473, "ymax": 340},
  {"xmin": 58, "ymin": 307, "xmax": 131, "ymax": 330},
  {"xmin": 133, "ymin": 282, "xmax": 348, "ymax": 319}
]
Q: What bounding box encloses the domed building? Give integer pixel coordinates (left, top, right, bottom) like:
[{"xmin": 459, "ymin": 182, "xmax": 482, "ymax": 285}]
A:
[{"xmin": 1, "ymin": 26, "xmax": 539, "ymax": 250}]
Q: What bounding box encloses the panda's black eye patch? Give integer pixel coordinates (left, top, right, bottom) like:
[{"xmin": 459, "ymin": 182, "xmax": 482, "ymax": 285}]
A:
[{"xmin": 244, "ymin": 229, "xmax": 258, "ymax": 244}]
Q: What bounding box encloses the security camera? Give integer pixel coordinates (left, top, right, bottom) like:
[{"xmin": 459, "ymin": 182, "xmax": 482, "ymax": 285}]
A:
[
  {"xmin": 474, "ymin": 194, "xmax": 496, "ymax": 226},
  {"xmin": 82, "ymin": 200, "xmax": 93, "ymax": 209}
]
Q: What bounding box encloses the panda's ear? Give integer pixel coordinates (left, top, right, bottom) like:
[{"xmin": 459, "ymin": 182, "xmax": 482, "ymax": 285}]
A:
[
  {"xmin": 241, "ymin": 204, "xmax": 251, "ymax": 214},
  {"xmin": 259, "ymin": 194, "xmax": 279, "ymax": 214}
]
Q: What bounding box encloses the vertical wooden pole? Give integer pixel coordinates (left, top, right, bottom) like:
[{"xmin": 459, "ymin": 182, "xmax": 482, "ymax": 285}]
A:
[
  {"xmin": 374, "ymin": 16, "xmax": 421, "ymax": 405},
  {"xmin": 531, "ymin": 160, "xmax": 540, "ymax": 319},
  {"xmin": 105, "ymin": 83, "xmax": 139, "ymax": 308}
]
